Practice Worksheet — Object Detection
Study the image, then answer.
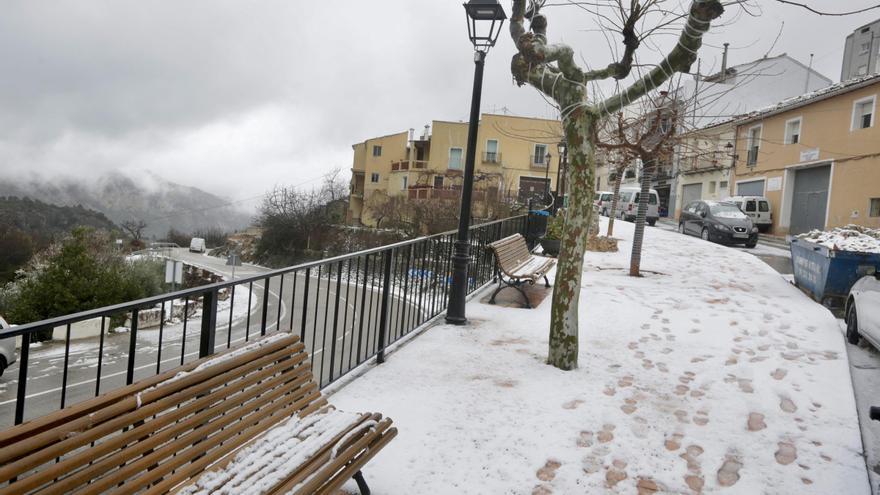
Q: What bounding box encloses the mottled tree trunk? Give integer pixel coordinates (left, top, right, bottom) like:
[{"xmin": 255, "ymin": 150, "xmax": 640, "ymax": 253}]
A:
[
  {"xmin": 548, "ymin": 113, "xmax": 597, "ymax": 370},
  {"xmin": 629, "ymin": 160, "xmax": 654, "ymax": 277},
  {"xmin": 606, "ymin": 171, "xmax": 624, "ymax": 237}
]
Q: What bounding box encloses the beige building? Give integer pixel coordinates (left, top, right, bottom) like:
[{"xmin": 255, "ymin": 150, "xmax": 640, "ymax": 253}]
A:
[
  {"xmin": 673, "ymin": 122, "xmax": 737, "ymax": 218},
  {"xmin": 731, "ymin": 74, "xmax": 880, "ymax": 236},
  {"xmin": 348, "ymin": 114, "xmax": 562, "ymax": 226}
]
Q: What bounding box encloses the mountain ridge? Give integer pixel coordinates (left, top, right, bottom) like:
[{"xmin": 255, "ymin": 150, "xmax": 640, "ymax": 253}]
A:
[{"xmin": 0, "ymin": 171, "xmax": 253, "ymax": 238}]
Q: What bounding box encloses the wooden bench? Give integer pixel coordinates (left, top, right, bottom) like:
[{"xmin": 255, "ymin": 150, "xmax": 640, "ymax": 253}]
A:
[
  {"xmin": 488, "ymin": 233, "xmax": 556, "ymax": 308},
  {"xmin": 0, "ymin": 333, "xmax": 396, "ymax": 495}
]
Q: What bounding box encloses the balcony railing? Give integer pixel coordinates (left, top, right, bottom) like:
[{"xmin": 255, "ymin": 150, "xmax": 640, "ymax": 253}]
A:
[
  {"xmin": 746, "ymin": 147, "xmax": 759, "ymax": 166},
  {"xmin": 0, "ymin": 215, "xmax": 528, "ymax": 427},
  {"xmin": 482, "ymin": 152, "xmax": 501, "ymax": 164},
  {"xmin": 391, "ymin": 160, "xmax": 429, "ymax": 171},
  {"xmin": 531, "ymin": 155, "xmax": 548, "ymax": 168}
]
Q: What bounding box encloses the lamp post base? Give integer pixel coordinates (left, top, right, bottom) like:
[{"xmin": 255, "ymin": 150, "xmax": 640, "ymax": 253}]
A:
[{"xmin": 445, "ymin": 240, "xmax": 471, "ymax": 325}]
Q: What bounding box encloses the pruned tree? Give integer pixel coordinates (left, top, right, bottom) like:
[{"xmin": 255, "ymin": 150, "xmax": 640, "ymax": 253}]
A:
[
  {"xmin": 597, "ymin": 93, "xmax": 679, "ymax": 276},
  {"xmin": 509, "ymin": 0, "xmax": 725, "ymax": 370},
  {"xmin": 121, "ymin": 219, "xmax": 147, "ymax": 241}
]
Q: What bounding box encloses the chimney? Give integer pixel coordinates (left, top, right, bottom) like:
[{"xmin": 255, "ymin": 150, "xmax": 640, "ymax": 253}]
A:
[{"xmin": 720, "ymin": 42, "xmax": 730, "ymax": 82}]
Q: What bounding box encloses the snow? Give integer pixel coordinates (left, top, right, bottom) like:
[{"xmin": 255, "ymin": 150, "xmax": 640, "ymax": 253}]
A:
[
  {"xmin": 156, "ymin": 332, "xmax": 290, "ymax": 389},
  {"xmin": 329, "ymin": 217, "xmax": 868, "ymax": 494},
  {"xmin": 798, "ymin": 225, "xmax": 880, "ymax": 254},
  {"xmin": 178, "ymin": 407, "xmax": 361, "ymax": 495}
]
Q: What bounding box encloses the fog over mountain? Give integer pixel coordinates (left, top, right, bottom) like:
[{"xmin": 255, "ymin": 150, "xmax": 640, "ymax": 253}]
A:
[{"xmin": 0, "ymin": 171, "xmax": 253, "ymax": 238}]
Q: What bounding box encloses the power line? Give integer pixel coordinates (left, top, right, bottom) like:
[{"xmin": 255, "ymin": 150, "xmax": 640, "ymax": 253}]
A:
[{"xmin": 773, "ymin": 0, "xmax": 880, "ymax": 16}]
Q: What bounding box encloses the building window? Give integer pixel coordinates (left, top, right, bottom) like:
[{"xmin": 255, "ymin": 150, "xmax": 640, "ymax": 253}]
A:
[
  {"xmin": 448, "ymin": 147, "xmax": 463, "ymax": 170},
  {"xmin": 485, "ymin": 139, "xmax": 499, "ymax": 163},
  {"xmin": 719, "ymin": 180, "xmax": 728, "ymax": 190},
  {"xmin": 746, "ymin": 125, "xmax": 761, "ymax": 166},
  {"xmin": 371, "ymin": 173, "xmax": 379, "ymax": 183},
  {"xmin": 709, "ymin": 181, "xmax": 717, "ymax": 194},
  {"xmin": 784, "ymin": 117, "xmax": 801, "ymax": 145},
  {"xmin": 372, "ymin": 145, "xmax": 382, "ymax": 157},
  {"xmin": 852, "ymin": 96, "xmax": 876, "ymax": 130},
  {"xmin": 433, "ymin": 175, "xmax": 444, "ymax": 189},
  {"xmin": 402, "ymin": 176, "xmax": 408, "ymax": 190},
  {"xmin": 533, "ymin": 144, "xmax": 548, "ymax": 166},
  {"xmin": 861, "ymin": 42, "xmax": 872, "ymax": 55},
  {"xmin": 870, "ymin": 198, "xmax": 880, "ymax": 217}
]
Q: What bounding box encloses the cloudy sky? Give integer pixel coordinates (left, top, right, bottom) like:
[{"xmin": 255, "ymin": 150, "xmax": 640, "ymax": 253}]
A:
[{"xmin": 0, "ymin": 1, "xmax": 876, "ymax": 211}]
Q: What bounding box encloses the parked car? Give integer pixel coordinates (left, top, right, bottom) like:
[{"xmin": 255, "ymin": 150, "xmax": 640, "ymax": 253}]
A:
[
  {"xmin": 846, "ymin": 270, "xmax": 880, "ymax": 348},
  {"xmin": 616, "ymin": 187, "xmax": 659, "ymax": 226},
  {"xmin": 678, "ymin": 200, "xmax": 758, "ymax": 248},
  {"xmin": 189, "ymin": 237, "xmax": 206, "ymax": 253},
  {"xmin": 0, "ymin": 316, "xmax": 17, "ymax": 378},
  {"xmin": 725, "ymin": 195, "xmax": 772, "ymax": 233},
  {"xmin": 594, "ymin": 191, "xmax": 614, "ymax": 216}
]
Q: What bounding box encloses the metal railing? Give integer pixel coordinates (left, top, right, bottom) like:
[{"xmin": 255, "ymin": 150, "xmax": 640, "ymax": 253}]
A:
[
  {"xmin": 482, "ymin": 151, "xmax": 501, "ymax": 164},
  {"xmin": 0, "ymin": 215, "xmax": 528, "ymax": 427}
]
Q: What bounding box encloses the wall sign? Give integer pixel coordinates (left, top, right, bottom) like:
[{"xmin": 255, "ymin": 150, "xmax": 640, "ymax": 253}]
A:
[
  {"xmin": 767, "ymin": 177, "xmax": 782, "ymax": 192},
  {"xmin": 800, "ymin": 148, "xmax": 820, "ymax": 162}
]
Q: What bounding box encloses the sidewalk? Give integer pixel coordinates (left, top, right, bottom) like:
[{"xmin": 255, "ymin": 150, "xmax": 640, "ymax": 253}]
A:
[{"xmin": 331, "ymin": 218, "xmax": 868, "ymax": 494}]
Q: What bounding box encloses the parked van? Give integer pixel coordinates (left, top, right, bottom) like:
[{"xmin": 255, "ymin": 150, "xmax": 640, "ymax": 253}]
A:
[
  {"xmin": 594, "ymin": 191, "xmax": 614, "ymax": 216},
  {"xmin": 725, "ymin": 196, "xmax": 772, "ymax": 232},
  {"xmin": 617, "ymin": 187, "xmax": 660, "ymax": 226},
  {"xmin": 189, "ymin": 237, "xmax": 206, "ymax": 253}
]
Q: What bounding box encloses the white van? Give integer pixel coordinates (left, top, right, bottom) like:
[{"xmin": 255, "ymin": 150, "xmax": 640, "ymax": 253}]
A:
[
  {"xmin": 189, "ymin": 237, "xmax": 206, "ymax": 253},
  {"xmin": 617, "ymin": 187, "xmax": 660, "ymax": 226},
  {"xmin": 594, "ymin": 191, "xmax": 614, "ymax": 216},
  {"xmin": 725, "ymin": 196, "xmax": 772, "ymax": 232}
]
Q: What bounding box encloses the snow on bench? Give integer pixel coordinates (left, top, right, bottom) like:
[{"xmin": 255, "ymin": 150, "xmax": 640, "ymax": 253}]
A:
[{"xmin": 488, "ymin": 234, "xmax": 555, "ymax": 308}]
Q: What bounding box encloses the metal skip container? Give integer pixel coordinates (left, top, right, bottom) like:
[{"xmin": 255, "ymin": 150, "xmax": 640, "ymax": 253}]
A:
[{"xmin": 790, "ymin": 238, "xmax": 880, "ymax": 307}]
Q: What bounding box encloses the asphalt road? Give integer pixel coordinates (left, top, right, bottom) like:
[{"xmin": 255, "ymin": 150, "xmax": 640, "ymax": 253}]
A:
[{"xmin": 0, "ymin": 249, "xmax": 423, "ymax": 427}]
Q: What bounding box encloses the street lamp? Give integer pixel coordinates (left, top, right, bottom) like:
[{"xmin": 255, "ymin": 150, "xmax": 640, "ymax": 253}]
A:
[
  {"xmin": 544, "ymin": 151, "xmax": 552, "ymax": 203},
  {"xmin": 446, "ymin": 0, "xmax": 506, "ymax": 325},
  {"xmin": 556, "ymin": 140, "xmax": 568, "ymax": 204}
]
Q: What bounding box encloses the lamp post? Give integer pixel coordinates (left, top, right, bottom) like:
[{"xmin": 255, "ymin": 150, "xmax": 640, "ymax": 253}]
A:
[
  {"xmin": 446, "ymin": 0, "xmax": 506, "ymax": 325},
  {"xmin": 544, "ymin": 151, "xmax": 552, "ymax": 204}
]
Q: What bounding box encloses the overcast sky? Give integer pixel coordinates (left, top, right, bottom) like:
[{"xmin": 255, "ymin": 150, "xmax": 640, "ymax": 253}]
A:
[{"xmin": 0, "ymin": 1, "xmax": 876, "ymax": 211}]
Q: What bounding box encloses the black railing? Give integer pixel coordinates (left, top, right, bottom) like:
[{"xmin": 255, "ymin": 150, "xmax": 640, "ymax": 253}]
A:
[
  {"xmin": 0, "ymin": 215, "xmax": 528, "ymax": 427},
  {"xmin": 482, "ymin": 151, "xmax": 501, "ymax": 164}
]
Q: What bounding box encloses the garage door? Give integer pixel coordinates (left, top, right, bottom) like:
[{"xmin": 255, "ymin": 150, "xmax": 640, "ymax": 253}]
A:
[
  {"xmin": 736, "ymin": 180, "xmax": 765, "ymax": 196},
  {"xmin": 681, "ymin": 183, "xmax": 702, "ymax": 206},
  {"xmin": 790, "ymin": 165, "xmax": 830, "ymax": 235},
  {"xmin": 518, "ymin": 177, "xmax": 550, "ymax": 203}
]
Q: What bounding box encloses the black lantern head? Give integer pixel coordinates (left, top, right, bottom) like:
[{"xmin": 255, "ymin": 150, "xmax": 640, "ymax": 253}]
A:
[
  {"xmin": 464, "ymin": 0, "xmax": 507, "ymax": 52},
  {"xmin": 557, "ymin": 140, "xmax": 566, "ymax": 155}
]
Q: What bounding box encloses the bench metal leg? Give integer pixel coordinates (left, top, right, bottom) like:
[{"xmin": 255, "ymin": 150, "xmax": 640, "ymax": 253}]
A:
[
  {"xmin": 353, "ymin": 470, "xmax": 371, "ymax": 495},
  {"xmin": 543, "ymin": 275, "xmax": 551, "ymax": 288},
  {"xmin": 514, "ymin": 283, "xmax": 532, "ymax": 309}
]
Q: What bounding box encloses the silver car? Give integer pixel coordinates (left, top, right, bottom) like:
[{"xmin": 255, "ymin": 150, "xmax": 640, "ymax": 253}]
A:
[
  {"xmin": 846, "ymin": 271, "xmax": 880, "ymax": 348},
  {"xmin": 0, "ymin": 316, "xmax": 17, "ymax": 378}
]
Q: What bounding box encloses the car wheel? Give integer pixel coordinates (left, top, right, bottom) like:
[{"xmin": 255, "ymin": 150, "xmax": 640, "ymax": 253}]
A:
[
  {"xmin": 847, "ymin": 303, "xmax": 861, "ymax": 345},
  {"xmin": 0, "ymin": 356, "xmax": 6, "ymax": 379},
  {"xmin": 647, "ymin": 219, "xmax": 656, "ymax": 226},
  {"xmin": 745, "ymin": 238, "xmax": 757, "ymax": 248},
  {"xmin": 701, "ymin": 228, "xmax": 710, "ymax": 241},
  {"xmin": 678, "ymin": 223, "xmax": 685, "ymax": 234}
]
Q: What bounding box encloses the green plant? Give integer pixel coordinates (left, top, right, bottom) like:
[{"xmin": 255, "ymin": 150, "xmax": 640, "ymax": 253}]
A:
[{"xmin": 544, "ymin": 210, "xmax": 565, "ymax": 240}]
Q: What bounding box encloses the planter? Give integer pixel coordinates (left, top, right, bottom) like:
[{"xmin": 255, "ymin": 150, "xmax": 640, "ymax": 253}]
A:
[{"xmin": 541, "ymin": 238, "xmax": 561, "ymax": 257}]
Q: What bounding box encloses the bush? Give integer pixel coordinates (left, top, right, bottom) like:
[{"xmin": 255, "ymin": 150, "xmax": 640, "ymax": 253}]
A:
[{"xmin": 1, "ymin": 228, "xmax": 165, "ymax": 341}]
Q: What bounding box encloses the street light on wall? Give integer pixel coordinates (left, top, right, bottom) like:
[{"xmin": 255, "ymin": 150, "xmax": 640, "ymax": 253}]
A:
[{"xmin": 446, "ymin": 0, "xmax": 506, "ymax": 325}]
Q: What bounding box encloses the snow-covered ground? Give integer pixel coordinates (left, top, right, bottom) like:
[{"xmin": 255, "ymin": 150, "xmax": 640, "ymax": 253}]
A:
[{"xmin": 330, "ymin": 217, "xmax": 869, "ymax": 494}]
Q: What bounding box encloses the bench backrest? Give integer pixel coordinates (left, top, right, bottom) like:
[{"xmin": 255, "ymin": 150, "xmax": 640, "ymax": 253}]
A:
[
  {"xmin": 489, "ymin": 234, "xmax": 533, "ymax": 274},
  {"xmin": 0, "ymin": 333, "xmax": 323, "ymax": 495}
]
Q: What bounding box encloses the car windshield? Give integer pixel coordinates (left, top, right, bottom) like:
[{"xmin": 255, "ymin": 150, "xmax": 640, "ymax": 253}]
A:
[{"xmin": 710, "ymin": 203, "xmax": 747, "ymax": 219}]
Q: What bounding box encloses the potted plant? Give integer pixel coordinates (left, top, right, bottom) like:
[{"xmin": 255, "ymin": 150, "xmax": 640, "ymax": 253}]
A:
[{"xmin": 541, "ymin": 210, "xmax": 565, "ymax": 256}]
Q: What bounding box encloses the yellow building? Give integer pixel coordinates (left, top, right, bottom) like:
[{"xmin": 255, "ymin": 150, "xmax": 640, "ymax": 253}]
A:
[
  {"xmin": 731, "ymin": 75, "xmax": 880, "ymax": 236},
  {"xmin": 348, "ymin": 114, "xmax": 562, "ymax": 226}
]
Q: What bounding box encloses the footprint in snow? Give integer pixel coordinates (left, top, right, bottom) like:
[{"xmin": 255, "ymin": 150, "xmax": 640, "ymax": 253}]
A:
[
  {"xmin": 536, "ymin": 459, "xmax": 561, "ymax": 481},
  {"xmin": 716, "ymin": 452, "xmax": 743, "ymax": 487}
]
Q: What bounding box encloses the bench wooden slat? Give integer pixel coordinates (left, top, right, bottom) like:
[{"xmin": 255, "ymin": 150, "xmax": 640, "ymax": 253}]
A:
[
  {"xmin": 0, "ymin": 332, "xmax": 396, "ymax": 495},
  {"xmin": 488, "ymin": 234, "xmax": 556, "ymax": 308},
  {"xmin": 28, "ymin": 359, "xmax": 314, "ymax": 494}
]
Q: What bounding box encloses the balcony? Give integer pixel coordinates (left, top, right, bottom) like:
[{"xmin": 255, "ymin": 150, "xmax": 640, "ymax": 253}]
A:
[
  {"xmin": 407, "ymin": 186, "xmax": 486, "ymax": 202},
  {"xmin": 530, "ymin": 155, "xmax": 549, "ymax": 168},
  {"xmin": 391, "ymin": 160, "xmax": 429, "ymax": 171},
  {"xmin": 482, "ymin": 152, "xmax": 501, "ymax": 164}
]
